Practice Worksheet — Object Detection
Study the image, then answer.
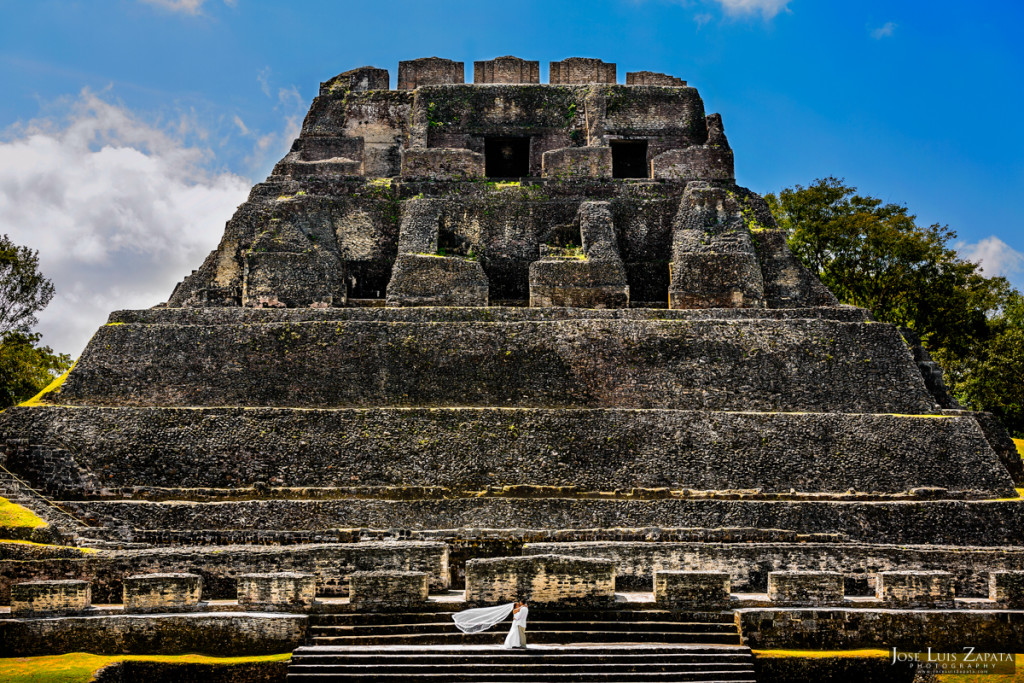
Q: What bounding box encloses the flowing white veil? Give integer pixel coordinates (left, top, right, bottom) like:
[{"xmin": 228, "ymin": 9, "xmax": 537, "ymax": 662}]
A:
[{"xmin": 451, "ymin": 602, "xmax": 515, "ymax": 634}]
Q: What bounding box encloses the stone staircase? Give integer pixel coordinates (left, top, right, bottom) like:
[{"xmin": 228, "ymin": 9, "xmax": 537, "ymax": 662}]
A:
[
  {"xmin": 0, "ymin": 465, "xmax": 90, "ymax": 542},
  {"xmin": 288, "ymin": 606, "xmax": 755, "ymax": 681}
]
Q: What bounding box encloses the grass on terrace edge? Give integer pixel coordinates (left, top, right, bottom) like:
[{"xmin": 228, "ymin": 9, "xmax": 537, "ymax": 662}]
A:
[
  {"xmin": 0, "ymin": 497, "xmax": 45, "ymax": 528},
  {"xmin": 0, "ymin": 652, "xmax": 292, "ymax": 683}
]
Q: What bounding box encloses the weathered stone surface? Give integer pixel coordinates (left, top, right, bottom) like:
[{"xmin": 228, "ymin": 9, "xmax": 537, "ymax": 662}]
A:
[
  {"xmin": 0, "ymin": 613, "xmax": 306, "ymax": 656},
  {"xmin": 386, "ymin": 254, "xmax": 488, "ymax": 306},
  {"xmin": 738, "ymin": 608, "xmax": 1024, "ymax": 650},
  {"xmin": 320, "ymin": 66, "xmax": 389, "ymax": 95},
  {"xmin": 6, "ymin": 407, "xmax": 1012, "ymax": 497},
  {"xmin": 541, "ymin": 147, "xmax": 612, "ymax": 178},
  {"xmin": 989, "ymin": 571, "xmax": 1024, "ymax": 607},
  {"xmin": 670, "ymin": 182, "xmax": 764, "ymax": 308},
  {"xmin": 400, "ymin": 148, "xmax": 484, "ymax": 179},
  {"xmin": 473, "ymin": 56, "xmax": 539, "ymax": 84},
  {"xmin": 549, "ymin": 58, "xmax": 616, "ymax": 84},
  {"xmin": 52, "ymin": 318, "xmax": 943, "ymax": 414},
  {"xmin": 465, "ymin": 554, "xmax": 615, "ymax": 605},
  {"xmin": 11, "ymin": 580, "xmax": 90, "ymax": 617},
  {"xmin": 349, "ymin": 571, "xmax": 428, "ymax": 609},
  {"xmin": 653, "ymin": 570, "xmax": 730, "ymax": 607},
  {"xmin": 626, "ymin": 71, "xmax": 686, "ymax": 86},
  {"xmin": 526, "ymin": 541, "xmax": 1024, "ymax": 593},
  {"xmin": 237, "ymin": 572, "xmax": 316, "ymax": 612},
  {"xmin": 398, "ymin": 57, "xmax": 464, "ymax": 89},
  {"xmin": 123, "ymin": 573, "xmax": 202, "ymax": 613},
  {"xmin": 768, "ymin": 571, "xmax": 845, "ymax": 606},
  {"xmin": 877, "ymin": 571, "xmax": 955, "ymax": 607},
  {"xmin": 0, "ymin": 542, "xmax": 449, "ymax": 604}
]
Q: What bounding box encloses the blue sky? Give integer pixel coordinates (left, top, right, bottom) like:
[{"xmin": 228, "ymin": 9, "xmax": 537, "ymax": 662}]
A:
[{"xmin": 1, "ymin": 0, "xmax": 1022, "ymax": 355}]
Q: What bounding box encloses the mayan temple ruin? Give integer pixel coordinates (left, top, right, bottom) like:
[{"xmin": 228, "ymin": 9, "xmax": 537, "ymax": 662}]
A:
[{"xmin": 2, "ymin": 55, "xmax": 1023, "ymax": 681}]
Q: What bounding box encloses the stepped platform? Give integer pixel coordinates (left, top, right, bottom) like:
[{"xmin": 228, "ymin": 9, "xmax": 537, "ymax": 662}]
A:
[{"xmin": 288, "ymin": 644, "xmax": 757, "ymax": 682}]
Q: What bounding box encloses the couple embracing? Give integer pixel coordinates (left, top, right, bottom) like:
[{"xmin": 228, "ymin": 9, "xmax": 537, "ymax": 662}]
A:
[{"xmin": 452, "ymin": 600, "xmax": 529, "ymax": 649}]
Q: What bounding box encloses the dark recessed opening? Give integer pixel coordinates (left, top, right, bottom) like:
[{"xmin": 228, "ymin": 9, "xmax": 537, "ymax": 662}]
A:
[
  {"xmin": 611, "ymin": 140, "xmax": 649, "ymax": 179},
  {"xmin": 485, "ymin": 137, "xmax": 530, "ymax": 178}
]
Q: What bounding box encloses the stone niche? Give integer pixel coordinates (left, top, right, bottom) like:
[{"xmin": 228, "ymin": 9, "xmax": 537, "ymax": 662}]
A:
[
  {"xmin": 400, "ymin": 148, "xmax": 485, "ymax": 180},
  {"xmin": 626, "ymin": 71, "xmax": 686, "ymax": 86},
  {"xmin": 465, "ymin": 554, "xmax": 616, "ymax": 606},
  {"xmin": 349, "ymin": 571, "xmax": 429, "ymax": 610},
  {"xmin": 11, "ymin": 580, "xmax": 91, "ymax": 617},
  {"xmin": 237, "ymin": 572, "xmax": 316, "ymax": 612},
  {"xmin": 474, "ymin": 56, "xmax": 540, "ymax": 84},
  {"xmin": 877, "ymin": 571, "xmax": 954, "ymax": 608},
  {"xmin": 654, "ymin": 571, "xmax": 731, "ymax": 608},
  {"xmin": 768, "ymin": 571, "xmax": 845, "ymax": 606},
  {"xmin": 529, "ymin": 201, "xmax": 630, "ymax": 309},
  {"xmin": 549, "ymin": 58, "xmax": 616, "ymax": 84},
  {"xmin": 989, "ymin": 571, "xmax": 1024, "ymax": 608},
  {"xmin": 123, "ymin": 573, "xmax": 203, "ymax": 614},
  {"xmin": 398, "ymin": 57, "xmax": 464, "ymax": 89},
  {"xmin": 541, "ymin": 147, "xmax": 612, "ymax": 179}
]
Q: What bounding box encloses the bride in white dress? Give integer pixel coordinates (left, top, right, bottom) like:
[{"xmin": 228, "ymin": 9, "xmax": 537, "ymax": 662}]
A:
[{"xmin": 451, "ymin": 600, "xmax": 529, "ymax": 648}]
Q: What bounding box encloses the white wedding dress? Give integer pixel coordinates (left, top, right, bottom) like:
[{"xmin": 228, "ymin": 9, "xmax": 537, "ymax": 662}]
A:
[{"xmin": 451, "ymin": 602, "xmax": 527, "ymax": 648}]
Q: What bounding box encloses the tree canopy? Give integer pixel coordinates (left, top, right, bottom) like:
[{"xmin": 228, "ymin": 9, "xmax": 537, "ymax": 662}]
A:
[
  {"xmin": 0, "ymin": 235, "xmax": 71, "ymax": 409},
  {"xmin": 766, "ymin": 177, "xmax": 1023, "ymax": 436}
]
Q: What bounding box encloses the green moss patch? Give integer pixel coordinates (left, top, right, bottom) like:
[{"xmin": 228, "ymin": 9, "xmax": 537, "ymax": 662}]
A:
[
  {"xmin": 0, "ymin": 498, "xmax": 46, "ymax": 529},
  {"xmin": 0, "ymin": 652, "xmax": 292, "ymax": 683},
  {"xmin": 753, "ymin": 649, "xmax": 889, "ymax": 659}
]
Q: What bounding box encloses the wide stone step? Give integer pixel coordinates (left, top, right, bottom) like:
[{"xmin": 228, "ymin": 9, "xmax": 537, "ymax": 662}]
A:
[
  {"xmin": 56, "ymin": 496, "xmax": 1024, "ymax": 546},
  {"xmin": 309, "ymin": 621, "xmax": 737, "ymax": 635},
  {"xmin": 311, "ymin": 611, "xmax": 736, "ymax": 625},
  {"xmin": 292, "ymin": 654, "xmax": 752, "ymax": 666},
  {"xmin": 309, "ymin": 631, "xmax": 743, "ymax": 646}
]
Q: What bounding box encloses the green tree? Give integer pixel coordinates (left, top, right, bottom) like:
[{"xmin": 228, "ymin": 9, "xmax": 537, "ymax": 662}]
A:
[
  {"xmin": 766, "ymin": 177, "xmax": 1023, "ymax": 436},
  {"xmin": 0, "ymin": 235, "xmax": 72, "ymax": 409}
]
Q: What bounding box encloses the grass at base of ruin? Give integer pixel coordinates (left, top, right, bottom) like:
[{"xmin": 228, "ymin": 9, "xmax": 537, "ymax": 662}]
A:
[
  {"xmin": 0, "ymin": 652, "xmax": 292, "ymax": 683},
  {"xmin": 754, "ymin": 651, "xmax": 1024, "ymax": 682},
  {"xmin": 0, "ymin": 498, "xmax": 46, "ymax": 529}
]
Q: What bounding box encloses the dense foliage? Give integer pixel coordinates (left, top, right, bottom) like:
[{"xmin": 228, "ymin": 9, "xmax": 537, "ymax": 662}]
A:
[
  {"xmin": 766, "ymin": 178, "xmax": 1023, "ymax": 436},
  {"xmin": 0, "ymin": 235, "xmax": 72, "ymax": 409}
]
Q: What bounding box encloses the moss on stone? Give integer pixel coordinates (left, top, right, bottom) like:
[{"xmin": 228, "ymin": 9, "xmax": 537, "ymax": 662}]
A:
[{"xmin": 0, "ymin": 652, "xmax": 292, "ymax": 683}]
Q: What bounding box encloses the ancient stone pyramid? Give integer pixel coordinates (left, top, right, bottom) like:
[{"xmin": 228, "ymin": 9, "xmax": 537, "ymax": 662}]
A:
[{"xmin": 3, "ymin": 55, "xmax": 1023, "ymax": 610}]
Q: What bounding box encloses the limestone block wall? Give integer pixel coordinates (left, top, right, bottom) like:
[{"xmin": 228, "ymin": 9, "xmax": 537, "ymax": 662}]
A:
[
  {"xmin": 123, "ymin": 573, "xmax": 202, "ymax": 613},
  {"xmin": 653, "ymin": 571, "xmax": 730, "ymax": 607},
  {"xmin": 11, "ymin": 580, "xmax": 91, "ymax": 617},
  {"xmin": 7, "ymin": 407, "xmax": 1013, "ymax": 497},
  {"xmin": 386, "ymin": 255, "xmax": 489, "ymax": 306},
  {"xmin": 652, "ymin": 146, "xmax": 734, "ymax": 181},
  {"xmin": 768, "ymin": 571, "xmax": 845, "ymax": 606},
  {"xmin": 541, "ymin": 147, "xmax": 612, "ymax": 178},
  {"xmin": 877, "ymin": 571, "xmax": 955, "ymax": 607},
  {"xmin": 0, "ymin": 542, "xmax": 449, "ymax": 604},
  {"xmin": 465, "ymin": 554, "xmax": 615, "ymax": 605},
  {"xmin": 55, "ymin": 317, "xmax": 941, "ymax": 414},
  {"xmin": 738, "ymin": 608, "xmax": 1024, "ymax": 650},
  {"xmin": 474, "ymin": 56, "xmax": 539, "ymax": 84},
  {"xmin": 0, "ymin": 613, "xmax": 306, "ymax": 657},
  {"xmin": 549, "ymin": 58, "xmax": 616, "ymax": 84},
  {"xmin": 237, "ymin": 572, "xmax": 316, "ymax": 612},
  {"xmin": 524, "ymin": 541, "xmax": 1024, "ymax": 594},
  {"xmin": 990, "ymin": 571, "xmax": 1024, "ymax": 607},
  {"xmin": 349, "ymin": 571, "xmax": 429, "ymax": 609},
  {"xmin": 398, "ymin": 57, "xmax": 464, "ymax": 89},
  {"xmin": 400, "ymin": 148, "xmax": 485, "ymax": 179},
  {"xmin": 626, "ymin": 71, "xmax": 686, "ymax": 86}
]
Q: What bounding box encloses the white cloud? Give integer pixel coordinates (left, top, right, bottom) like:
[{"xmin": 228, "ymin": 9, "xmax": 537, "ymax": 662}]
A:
[
  {"xmin": 871, "ymin": 21, "xmax": 897, "ymax": 39},
  {"xmin": 711, "ymin": 0, "xmax": 790, "ymax": 19},
  {"xmin": 0, "ymin": 90, "xmax": 251, "ymax": 356},
  {"xmin": 958, "ymin": 236, "xmax": 1024, "ymax": 279},
  {"xmin": 257, "ymin": 67, "xmax": 272, "ymax": 97},
  {"xmin": 139, "ymin": 0, "xmax": 236, "ymax": 14}
]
